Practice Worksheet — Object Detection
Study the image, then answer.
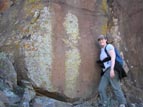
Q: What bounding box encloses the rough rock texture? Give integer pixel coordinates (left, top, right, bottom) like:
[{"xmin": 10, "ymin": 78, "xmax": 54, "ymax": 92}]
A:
[
  {"xmin": 0, "ymin": 52, "xmax": 17, "ymax": 85},
  {"xmin": 115, "ymin": 0, "xmax": 143, "ymax": 87},
  {"xmin": 108, "ymin": 0, "xmax": 143, "ymax": 103},
  {"xmin": 0, "ymin": 0, "xmax": 143, "ymax": 103},
  {"xmin": 0, "ymin": 0, "xmax": 106, "ymax": 99}
]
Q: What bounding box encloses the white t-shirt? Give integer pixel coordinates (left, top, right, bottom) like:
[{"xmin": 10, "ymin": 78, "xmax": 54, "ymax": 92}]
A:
[{"xmin": 100, "ymin": 44, "xmax": 115, "ymax": 71}]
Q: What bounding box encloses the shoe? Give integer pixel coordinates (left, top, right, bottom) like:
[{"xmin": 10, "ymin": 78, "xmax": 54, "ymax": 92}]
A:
[
  {"xmin": 119, "ymin": 104, "xmax": 126, "ymax": 107},
  {"xmin": 102, "ymin": 101, "xmax": 108, "ymax": 107}
]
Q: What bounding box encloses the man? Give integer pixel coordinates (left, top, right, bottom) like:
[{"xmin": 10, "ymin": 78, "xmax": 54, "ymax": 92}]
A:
[{"xmin": 97, "ymin": 35, "xmax": 126, "ymax": 107}]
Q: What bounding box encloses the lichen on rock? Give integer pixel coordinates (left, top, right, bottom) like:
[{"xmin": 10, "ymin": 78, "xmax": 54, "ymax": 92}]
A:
[
  {"xmin": 21, "ymin": 7, "xmax": 54, "ymax": 91},
  {"xmin": 63, "ymin": 12, "xmax": 81, "ymax": 98}
]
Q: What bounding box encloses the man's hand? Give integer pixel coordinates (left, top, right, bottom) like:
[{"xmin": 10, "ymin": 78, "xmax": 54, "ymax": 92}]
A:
[{"xmin": 110, "ymin": 69, "xmax": 115, "ymax": 78}]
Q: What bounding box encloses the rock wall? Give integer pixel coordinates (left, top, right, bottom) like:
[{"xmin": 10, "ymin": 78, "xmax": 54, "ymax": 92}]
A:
[
  {"xmin": 115, "ymin": 0, "xmax": 143, "ymax": 88},
  {"xmin": 0, "ymin": 0, "xmax": 143, "ymax": 102},
  {"xmin": 107, "ymin": 0, "xmax": 143, "ymax": 103},
  {"xmin": 109, "ymin": 0, "xmax": 143, "ymax": 87}
]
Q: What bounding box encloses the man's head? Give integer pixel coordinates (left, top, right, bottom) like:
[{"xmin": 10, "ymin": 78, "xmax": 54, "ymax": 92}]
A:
[
  {"xmin": 97, "ymin": 35, "xmax": 107, "ymax": 41},
  {"xmin": 97, "ymin": 35, "xmax": 107, "ymax": 47}
]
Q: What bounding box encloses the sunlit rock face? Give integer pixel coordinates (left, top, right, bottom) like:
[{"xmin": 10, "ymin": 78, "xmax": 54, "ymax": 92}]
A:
[
  {"xmin": 15, "ymin": 0, "xmax": 105, "ymax": 99},
  {"xmin": 0, "ymin": 0, "xmax": 106, "ymax": 99},
  {"xmin": 0, "ymin": 0, "xmax": 143, "ymax": 101}
]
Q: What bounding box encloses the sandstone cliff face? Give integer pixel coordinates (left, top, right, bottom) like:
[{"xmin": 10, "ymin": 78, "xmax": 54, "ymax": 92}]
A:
[{"xmin": 0, "ymin": 0, "xmax": 143, "ymax": 102}]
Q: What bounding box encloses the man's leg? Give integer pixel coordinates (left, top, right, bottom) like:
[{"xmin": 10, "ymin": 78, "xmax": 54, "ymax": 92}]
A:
[
  {"xmin": 98, "ymin": 72, "xmax": 109, "ymax": 106},
  {"xmin": 109, "ymin": 71, "xmax": 126, "ymax": 105}
]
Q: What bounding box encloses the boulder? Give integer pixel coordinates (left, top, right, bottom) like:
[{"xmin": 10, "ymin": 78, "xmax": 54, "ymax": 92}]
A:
[{"xmin": 0, "ymin": 52, "xmax": 17, "ymax": 86}]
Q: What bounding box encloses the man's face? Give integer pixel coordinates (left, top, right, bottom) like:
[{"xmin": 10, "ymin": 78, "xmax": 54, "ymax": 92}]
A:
[{"xmin": 98, "ymin": 38, "xmax": 107, "ymax": 47}]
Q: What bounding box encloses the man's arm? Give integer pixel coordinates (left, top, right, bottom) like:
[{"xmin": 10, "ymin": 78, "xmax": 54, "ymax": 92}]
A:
[{"xmin": 108, "ymin": 49, "xmax": 116, "ymax": 78}]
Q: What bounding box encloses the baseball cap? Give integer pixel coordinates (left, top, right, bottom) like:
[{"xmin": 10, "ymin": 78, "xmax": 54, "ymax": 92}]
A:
[{"xmin": 97, "ymin": 35, "xmax": 107, "ymax": 41}]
